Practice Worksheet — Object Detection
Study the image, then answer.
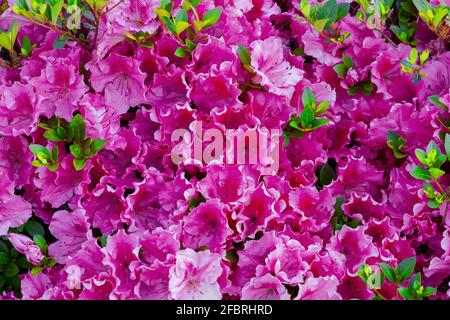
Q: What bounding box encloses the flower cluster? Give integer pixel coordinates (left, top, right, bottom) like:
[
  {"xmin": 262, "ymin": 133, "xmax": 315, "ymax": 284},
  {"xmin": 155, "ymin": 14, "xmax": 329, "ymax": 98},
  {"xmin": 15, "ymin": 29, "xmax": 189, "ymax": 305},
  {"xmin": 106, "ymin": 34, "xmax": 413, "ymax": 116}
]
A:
[{"xmin": 0, "ymin": 0, "xmax": 450, "ymax": 300}]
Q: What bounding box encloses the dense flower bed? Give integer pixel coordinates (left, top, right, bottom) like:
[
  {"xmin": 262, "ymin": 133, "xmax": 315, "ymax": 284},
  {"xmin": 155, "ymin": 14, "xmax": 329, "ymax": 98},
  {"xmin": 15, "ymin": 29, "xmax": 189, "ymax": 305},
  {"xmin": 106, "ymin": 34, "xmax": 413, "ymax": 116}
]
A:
[{"xmin": 0, "ymin": 0, "xmax": 449, "ymax": 300}]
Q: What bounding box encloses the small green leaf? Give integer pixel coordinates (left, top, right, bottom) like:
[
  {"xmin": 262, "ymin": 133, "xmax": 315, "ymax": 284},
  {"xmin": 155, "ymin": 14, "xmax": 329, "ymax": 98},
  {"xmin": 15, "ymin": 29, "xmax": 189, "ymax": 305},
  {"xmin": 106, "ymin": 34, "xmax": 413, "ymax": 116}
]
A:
[
  {"xmin": 316, "ymin": 101, "xmax": 330, "ymax": 115},
  {"xmin": 68, "ymin": 114, "xmax": 86, "ymax": 144},
  {"xmin": 398, "ymin": 287, "xmax": 413, "ymax": 300},
  {"xmin": 0, "ymin": 252, "xmax": 10, "ymax": 265},
  {"xmin": 91, "ymin": 139, "xmax": 107, "ymax": 155},
  {"xmin": 53, "ymin": 35, "xmax": 67, "ymax": 49},
  {"xmin": 396, "ymin": 256, "xmax": 416, "ymax": 283},
  {"xmin": 379, "ymin": 263, "xmax": 397, "ymax": 283},
  {"xmin": 342, "ymin": 54, "xmax": 354, "ymax": 68},
  {"xmin": 73, "ymin": 158, "xmax": 88, "ymax": 171},
  {"xmin": 16, "ymin": 256, "xmax": 33, "ymax": 269},
  {"xmin": 300, "ymin": 107, "xmax": 315, "ymax": 127},
  {"xmin": 319, "ymin": 163, "xmax": 336, "ymax": 186},
  {"xmin": 33, "ymin": 235, "xmax": 47, "ymax": 253},
  {"xmin": 311, "ymin": 118, "xmax": 329, "ymax": 129},
  {"xmin": 4, "ymin": 263, "xmax": 19, "ymax": 278},
  {"xmin": 202, "ymin": 7, "xmax": 222, "ymax": 28},
  {"xmin": 44, "ymin": 129, "xmax": 64, "ymax": 141},
  {"xmin": 410, "ymin": 166, "xmax": 431, "ymax": 180},
  {"xmin": 302, "ymin": 88, "xmax": 316, "ymax": 109},
  {"xmin": 31, "ymin": 266, "xmax": 44, "ymax": 276},
  {"xmin": 237, "ymin": 45, "xmax": 251, "ymax": 66},
  {"xmin": 21, "ymin": 35, "xmax": 31, "ymax": 56},
  {"xmin": 174, "ymin": 9, "xmax": 188, "ymax": 22},
  {"xmin": 24, "ymin": 220, "xmax": 45, "ymax": 237},
  {"xmin": 429, "ymin": 168, "xmax": 445, "ymax": 179},
  {"xmin": 333, "ymin": 63, "xmax": 347, "ymax": 77},
  {"xmin": 174, "ymin": 46, "xmax": 187, "ymax": 58},
  {"xmin": 69, "ymin": 144, "xmax": 84, "ymax": 159},
  {"xmin": 422, "ymin": 287, "xmax": 437, "ymax": 297}
]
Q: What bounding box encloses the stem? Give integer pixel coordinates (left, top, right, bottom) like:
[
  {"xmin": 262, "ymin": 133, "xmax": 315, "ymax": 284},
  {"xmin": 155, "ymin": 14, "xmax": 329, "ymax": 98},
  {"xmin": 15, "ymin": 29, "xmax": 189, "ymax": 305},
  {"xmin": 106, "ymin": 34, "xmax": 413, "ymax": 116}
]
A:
[
  {"xmin": 433, "ymin": 177, "xmax": 446, "ymax": 195},
  {"xmin": 373, "ymin": 289, "xmax": 386, "ymax": 300}
]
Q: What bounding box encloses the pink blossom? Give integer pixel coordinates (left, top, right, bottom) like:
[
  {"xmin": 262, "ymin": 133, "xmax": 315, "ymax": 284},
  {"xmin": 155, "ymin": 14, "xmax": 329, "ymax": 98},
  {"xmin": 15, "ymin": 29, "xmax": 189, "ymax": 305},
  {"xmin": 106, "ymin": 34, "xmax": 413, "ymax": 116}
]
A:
[{"xmin": 169, "ymin": 248, "xmax": 223, "ymax": 300}]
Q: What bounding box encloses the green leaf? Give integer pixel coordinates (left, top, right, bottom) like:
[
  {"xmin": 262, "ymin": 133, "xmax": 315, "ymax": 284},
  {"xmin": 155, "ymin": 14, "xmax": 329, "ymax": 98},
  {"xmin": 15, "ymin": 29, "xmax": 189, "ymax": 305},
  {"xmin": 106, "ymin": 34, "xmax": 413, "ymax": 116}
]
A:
[
  {"xmin": 175, "ymin": 46, "xmax": 187, "ymax": 58},
  {"xmin": 0, "ymin": 252, "xmax": 10, "ymax": 265},
  {"xmin": 410, "ymin": 166, "xmax": 431, "ymax": 180},
  {"xmin": 16, "ymin": 256, "xmax": 33, "ymax": 269},
  {"xmin": 319, "ymin": 163, "xmax": 336, "ymax": 186},
  {"xmin": 9, "ymin": 21, "xmax": 19, "ymax": 49},
  {"xmin": 415, "ymin": 149, "xmax": 427, "ymax": 166},
  {"xmin": 51, "ymin": 0, "xmax": 63, "ymax": 24},
  {"xmin": 237, "ymin": 45, "xmax": 251, "ymax": 66},
  {"xmin": 91, "ymin": 139, "xmax": 107, "ymax": 155},
  {"xmin": 426, "ymin": 141, "xmax": 440, "ymax": 154},
  {"xmin": 175, "ymin": 21, "xmax": 190, "ymax": 35},
  {"xmin": 336, "ymin": 3, "xmax": 350, "ymax": 22},
  {"xmin": 0, "ymin": 32, "xmax": 11, "ymax": 51},
  {"xmin": 21, "ymin": 35, "xmax": 31, "ymax": 56},
  {"xmin": 408, "ymin": 272, "xmax": 421, "ymax": 291},
  {"xmin": 53, "ymin": 35, "xmax": 67, "ymax": 49},
  {"xmin": 300, "ymin": 107, "xmax": 315, "ymax": 128},
  {"xmin": 311, "ymin": 118, "xmax": 329, "ymax": 129},
  {"xmin": 379, "ymin": 263, "xmax": 397, "ymax": 283},
  {"xmin": 422, "ymin": 287, "xmax": 437, "ymax": 297},
  {"xmin": 202, "ymin": 7, "xmax": 222, "ymax": 28},
  {"xmin": 31, "ymin": 266, "xmax": 44, "ymax": 276},
  {"xmin": 0, "ymin": 240, "xmax": 8, "ymax": 252},
  {"xmin": 174, "ymin": 9, "xmax": 188, "ymax": 22},
  {"xmin": 33, "ymin": 235, "xmax": 47, "ymax": 253},
  {"xmin": 4, "ymin": 263, "xmax": 19, "ymax": 278},
  {"xmin": 29, "ymin": 144, "xmax": 50, "ymax": 157},
  {"xmin": 313, "ymin": 18, "xmax": 329, "ymax": 32},
  {"xmin": 69, "ymin": 144, "xmax": 84, "ymax": 159},
  {"xmin": 342, "ymin": 54, "xmax": 354, "ymax": 69},
  {"xmin": 24, "ymin": 220, "xmax": 45, "ymax": 237},
  {"xmin": 428, "ymin": 95, "xmax": 448, "ymax": 111},
  {"xmin": 0, "ymin": 275, "xmax": 5, "ymax": 288},
  {"xmin": 396, "ymin": 256, "xmax": 416, "ymax": 283},
  {"xmin": 427, "ymin": 199, "xmax": 441, "ymax": 209},
  {"xmin": 68, "ymin": 114, "xmax": 86, "ymax": 144},
  {"xmin": 302, "ymin": 88, "xmax": 316, "ymax": 109},
  {"xmin": 429, "ymin": 168, "xmax": 445, "ymax": 179},
  {"xmin": 333, "ymin": 63, "xmax": 347, "ymax": 77},
  {"xmin": 398, "ymin": 287, "xmax": 413, "ymax": 300},
  {"xmin": 162, "ymin": 16, "xmax": 176, "ymax": 34},
  {"xmin": 73, "ymin": 158, "xmax": 88, "ymax": 171},
  {"xmin": 316, "ymin": 101, "xmax": 330, "ymax": 115},
  {"xmin": 43, "ymin": 129, "xmax": 64, "ymax": 142}
]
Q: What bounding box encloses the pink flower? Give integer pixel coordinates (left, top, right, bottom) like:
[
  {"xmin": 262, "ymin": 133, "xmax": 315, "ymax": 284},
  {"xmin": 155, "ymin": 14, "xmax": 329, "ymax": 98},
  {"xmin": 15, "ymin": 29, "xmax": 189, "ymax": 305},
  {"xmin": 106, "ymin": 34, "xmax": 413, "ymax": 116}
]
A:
[
  {"xmin": 0, "ymin": 172, "xmax": 32, "ymax": 235},
  {"xmin": 0, "ymin": 135, "xmax": 32, "ymax": 187},
  {"xmin": 103, "ymin": 230, "xmax": 140, "ymax": 299},
  {"xmin": 242, "ymin": 274, "xmax": 290, "ymax": 300},
  {"xmin": 297, "ymin": 276, "xmax": 342, "ymax": 300},
  {"xmin": 31, "ymin": 57, "xmax": 88, "ymax": 121},
  {"xmin": 326, "ymin": 225, "xmax": 379, "ymax": 275},
  {"xmin": 0, "ymin": 82, "xmax": 38, "ymax": 136},
  {"xmin": 266, "ymin": 240, "xmax": 310, "ymax": 285},
  {"xmin": 8, "ymin": 233, "xmax": 44, "ymax": 265},
  {"xmin": 169, "ymin": 248, "xmax": 223, "ymax": 300},
  {"xmin": 48, "ymin": 209, "xmax": 90, "ymax": 264},
  {"xmin": 87, "ymin": 53, "xmax": 146, "ymax": 114},
  {"xmin": 249, "ymin": 37, "xmax": 303, "ymax": 97},
  {"xmin": 182, "ymin": 199, "xmax": 232, "ymax": 251},
  {"xmin": 289, "ymin": 186, "xmax": 335, "ymax": 232}
]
